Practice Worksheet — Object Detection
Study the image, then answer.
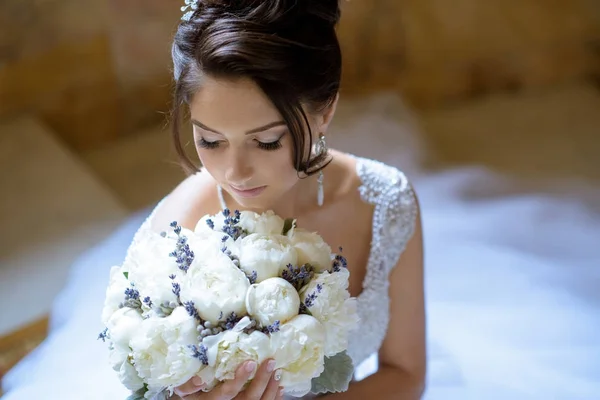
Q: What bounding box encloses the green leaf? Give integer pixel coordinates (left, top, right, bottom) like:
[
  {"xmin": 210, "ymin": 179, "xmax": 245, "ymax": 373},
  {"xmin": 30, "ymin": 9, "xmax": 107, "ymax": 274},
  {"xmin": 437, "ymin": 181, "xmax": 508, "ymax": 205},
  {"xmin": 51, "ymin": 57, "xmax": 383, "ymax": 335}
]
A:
[
  {"xmin": 310, "ymin": 351, "xmax": 354, "ymax": 394},
  {"xmin": 123, "ymin": 271, "xmax": 129, "ymax": 279},
  {"xmin": 282, "ymin": 218, "xmax": 296, "ymax": 235}
]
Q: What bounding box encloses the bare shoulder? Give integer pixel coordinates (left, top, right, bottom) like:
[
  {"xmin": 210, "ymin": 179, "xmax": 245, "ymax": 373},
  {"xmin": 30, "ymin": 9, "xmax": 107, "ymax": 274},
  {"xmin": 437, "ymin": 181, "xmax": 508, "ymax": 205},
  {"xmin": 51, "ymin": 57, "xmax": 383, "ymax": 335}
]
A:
[{"xmin": 149, "ymin": 170, "xmax": 222, "ymax": 233}]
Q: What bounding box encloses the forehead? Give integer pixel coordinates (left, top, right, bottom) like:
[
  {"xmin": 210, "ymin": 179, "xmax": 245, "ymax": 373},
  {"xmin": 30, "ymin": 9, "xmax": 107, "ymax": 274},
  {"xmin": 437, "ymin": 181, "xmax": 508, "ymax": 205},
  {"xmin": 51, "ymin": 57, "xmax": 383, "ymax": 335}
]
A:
[{"xmin": 189, "ymin": 76, "xmax": 282, "ymax": 130}]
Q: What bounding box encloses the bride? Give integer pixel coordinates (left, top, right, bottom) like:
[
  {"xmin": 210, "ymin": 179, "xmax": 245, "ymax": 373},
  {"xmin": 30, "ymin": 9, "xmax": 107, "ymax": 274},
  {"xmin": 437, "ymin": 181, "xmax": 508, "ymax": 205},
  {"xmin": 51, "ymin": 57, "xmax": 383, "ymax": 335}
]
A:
[{"xmin": 148, "ymin": 1, "xmax": 426, "ymax": 398}]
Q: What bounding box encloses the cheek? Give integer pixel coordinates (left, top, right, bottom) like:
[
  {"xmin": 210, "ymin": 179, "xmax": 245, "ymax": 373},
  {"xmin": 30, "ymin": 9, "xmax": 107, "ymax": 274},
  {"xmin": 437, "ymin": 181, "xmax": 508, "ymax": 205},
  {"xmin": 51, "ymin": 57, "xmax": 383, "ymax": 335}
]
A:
[{"xmin": 195, "ymin": 148, "xmax": 222, "ymax": 176}]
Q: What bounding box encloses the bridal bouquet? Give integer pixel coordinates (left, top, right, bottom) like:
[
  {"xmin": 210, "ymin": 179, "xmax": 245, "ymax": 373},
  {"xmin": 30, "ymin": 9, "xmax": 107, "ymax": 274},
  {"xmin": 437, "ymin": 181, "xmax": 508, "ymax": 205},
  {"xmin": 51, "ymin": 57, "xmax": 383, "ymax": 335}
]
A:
[{"xmin": 99, "ymin": 209, "xmax": 359, "ymax": 399}]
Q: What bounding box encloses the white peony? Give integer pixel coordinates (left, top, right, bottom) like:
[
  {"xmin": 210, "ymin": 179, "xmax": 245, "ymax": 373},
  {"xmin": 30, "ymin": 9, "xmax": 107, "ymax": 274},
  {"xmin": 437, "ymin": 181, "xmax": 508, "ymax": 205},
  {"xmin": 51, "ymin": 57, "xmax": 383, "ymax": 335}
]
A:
[
  {"xmin": 180, "ymin": 249, "xmax": 250, "ymax": 324},
  {"xmin": 237, "ymin": 210, "xmax": 286, "ymax": 235},
  {"xmin": 125, "ymin": 229, "xmax": 181, "ymax": 310},
  {"xmin": 130, "ymin": 307, "xmax": 203, "ymax": 392},
  {"xmin": 246, "ymin": 278, "xmax": 300, "ymax": 327},
  {"xmin": 270, "ymin": 315, "xmax": 327, "ymax": 397},
  {"xmin": 199, "ymin": 317, "xmax": 273, "ymax": 386},
  {"xmin": 235, "ymin": 234, "xmax": 298, "ymax": 283},
  {"xmin": 101, "ymin": 265, "xmax": 131, "ymax": 325},
  {"xmin": 106, "ymin": 308, "xmax": 145, "ymax": 391},
  {"xmin": 289, "ymin": 230, "xmax": 333, "ymax": 272},
  {"xmin": 299, "ymin": 268, "xmax": 359, "ymax": 356}
]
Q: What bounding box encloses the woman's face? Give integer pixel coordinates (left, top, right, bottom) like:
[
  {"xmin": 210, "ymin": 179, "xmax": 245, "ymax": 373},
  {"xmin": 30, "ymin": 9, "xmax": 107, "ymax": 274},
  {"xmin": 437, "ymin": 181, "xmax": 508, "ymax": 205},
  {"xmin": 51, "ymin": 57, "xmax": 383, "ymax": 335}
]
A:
[{"xmin": 189, "ymin": 76, "xmax": 320, "ymax": 211}]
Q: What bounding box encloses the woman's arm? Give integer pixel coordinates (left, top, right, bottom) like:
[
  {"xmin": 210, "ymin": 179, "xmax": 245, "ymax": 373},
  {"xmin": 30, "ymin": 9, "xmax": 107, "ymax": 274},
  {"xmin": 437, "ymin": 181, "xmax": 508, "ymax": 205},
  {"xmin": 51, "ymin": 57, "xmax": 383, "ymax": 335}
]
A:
[{"xmin": 323, "ymin": 194, "xmax": 427, "ymax": 399}]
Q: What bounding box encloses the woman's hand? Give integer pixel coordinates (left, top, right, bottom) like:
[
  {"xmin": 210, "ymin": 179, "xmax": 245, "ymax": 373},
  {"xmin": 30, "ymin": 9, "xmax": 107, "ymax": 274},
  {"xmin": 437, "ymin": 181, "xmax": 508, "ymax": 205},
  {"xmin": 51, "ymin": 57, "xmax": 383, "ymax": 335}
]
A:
[{"xmin": 173, "ymin": 359, "xmax": 284, "ymax": 400}]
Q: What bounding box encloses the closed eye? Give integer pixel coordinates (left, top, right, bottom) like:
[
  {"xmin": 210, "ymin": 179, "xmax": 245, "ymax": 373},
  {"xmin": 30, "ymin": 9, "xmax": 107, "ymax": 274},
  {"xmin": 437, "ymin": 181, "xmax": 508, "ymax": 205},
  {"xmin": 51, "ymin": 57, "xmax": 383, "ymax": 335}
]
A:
[{"xmin": 197, "ymin": 137, "xmax": 284, "ymax": 151}]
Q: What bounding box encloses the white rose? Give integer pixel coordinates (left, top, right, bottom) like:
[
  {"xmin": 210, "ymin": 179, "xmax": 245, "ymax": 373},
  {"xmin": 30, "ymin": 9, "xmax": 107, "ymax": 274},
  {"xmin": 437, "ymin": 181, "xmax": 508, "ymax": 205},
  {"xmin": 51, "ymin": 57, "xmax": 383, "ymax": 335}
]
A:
[
  {"xmin": 299, "ymin": 268, "xmax": 359, "ymax": 356},
  {"xmin": 246, "ymin": 278, "xmax": 300, "ymax": 327},
  {"xmin": 130, "ymin": 307, "xmax": 203, "ymax": 391},
  {"xmin": 270, "ymin": 315, "xmax": 326, "ymax": 397},
  {"xmin": 180, "ymin": 249, "xmax": 250, "ymax": 324},
  {"xmin": 105, "ymin": 308, "xmax": 145, "ymax": 391},
  {"xmin": 101, "ymin": 265, "xmax": 131, "ymax": 325},
  {"xmin": 235, "ymin": 234, "xmax": 298, "ymax": 283},
  {"xmin": 199, "ymin": 317, "xmax": 273, "ymax": 386},
  {"xmin": 289, "ymin": 230, "xmax": 333, "ymax": 272},
  {"xmin": 237, "ymin": 210, "xmax": 286, "ymax": 235}
]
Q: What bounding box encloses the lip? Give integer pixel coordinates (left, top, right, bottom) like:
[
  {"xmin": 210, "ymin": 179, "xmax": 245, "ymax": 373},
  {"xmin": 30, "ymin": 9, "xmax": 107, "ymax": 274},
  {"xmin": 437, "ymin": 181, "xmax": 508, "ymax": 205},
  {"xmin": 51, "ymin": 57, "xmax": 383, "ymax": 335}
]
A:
[{"xmin": 229, "ymin": 185, "xmax": 267, "ymax": 198}]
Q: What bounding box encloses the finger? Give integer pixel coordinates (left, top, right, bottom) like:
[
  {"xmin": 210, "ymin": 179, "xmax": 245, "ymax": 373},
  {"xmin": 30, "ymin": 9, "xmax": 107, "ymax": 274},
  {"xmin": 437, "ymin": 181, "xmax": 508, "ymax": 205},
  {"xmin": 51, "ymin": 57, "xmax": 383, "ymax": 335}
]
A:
[
  {"xmin": 243, "ymin": 359, "xmax": 276, "ymax": 399},
  {"xmin": 259, "ymin": 368, "xmax": 282, "ymax": 400},
  {"xmin": 173, "ymin": 376, "xmax": 206, "ymax": 397},
  {"xmin": 275, "ymin": 387, "xmax": 285, "ymax": 400},
  {"xmin": 216, "ymin": 360, "xmax": 257, "ymax": 400}
]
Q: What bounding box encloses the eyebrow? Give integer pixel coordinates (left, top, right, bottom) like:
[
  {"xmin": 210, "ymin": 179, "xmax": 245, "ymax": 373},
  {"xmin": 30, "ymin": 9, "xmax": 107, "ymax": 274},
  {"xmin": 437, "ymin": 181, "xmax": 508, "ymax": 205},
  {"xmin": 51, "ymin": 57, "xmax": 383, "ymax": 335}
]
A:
[{"xmin": 191, "ymin": 119, "xmax": 286, "ymax": 135}]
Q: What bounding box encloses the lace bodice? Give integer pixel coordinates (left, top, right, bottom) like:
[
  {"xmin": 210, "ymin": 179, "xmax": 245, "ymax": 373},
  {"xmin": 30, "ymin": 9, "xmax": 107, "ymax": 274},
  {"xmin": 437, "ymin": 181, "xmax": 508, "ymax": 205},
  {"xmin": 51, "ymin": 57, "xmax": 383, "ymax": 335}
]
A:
[
  {"xmin": 131, "ymin": 156, "xmax": 417, "ymax": 379},
  {"xmin": 347, "ymin": 157, "xmax": 417, "ymax": 371}
]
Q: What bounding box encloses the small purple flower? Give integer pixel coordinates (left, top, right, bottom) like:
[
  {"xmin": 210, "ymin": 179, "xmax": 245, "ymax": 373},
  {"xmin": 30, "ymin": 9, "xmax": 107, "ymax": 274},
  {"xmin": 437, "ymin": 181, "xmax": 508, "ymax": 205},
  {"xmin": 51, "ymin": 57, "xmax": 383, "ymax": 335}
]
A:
[
  {"xmin": 281, "ymin": 263, "xmax": 314, "ymax": 290},
  {"xmin": 221, "ymin": 209, "xmax": 243, "ymax": 239},
  {"xmin": 263, "ymin": 320, "xmax": 280, "ymax": 334},
  {"xmin": 222, "ymin": 312, "xmax": 241, "ymax": 330},
  {"xmin": 169, "ymin": 274, "xmax": 176, "ymax": 280},
  {"xmin": 189, "ymin": 344, "xmax": 209, "ymax": 365},
  {"xmin": 169, "ymin": 223, "xmax": 195, "ymax": 272},
  {"xmin": 183, "ymin": 301, "xmax": 202, "ymax": 321},
  {"xmin": 124, "ymin": 285, "xmax": 140, "ymax": 301},
  {"xmin": 97, "ymin": 328, "xmax": 109, "ymax": 342},
  {"xmin": 300, "ymin": 284, "xmax": 323, "ymax": 313},
  {"xmin": 143, "ymin": 296, "xmax": 153, "ymax": 308},
  {"xmin": 172, "ymin": 282, "xmax": 181, "ymax": 298},
  {"xmin": 248, "ymin": 271, "xmax": 258, "ymax": 285},
  {"xmin": 206, "ymin": 219, "xmax": 215, "ymax": 230},
  {"xmin": 331, "ymin": 248, "xmax": 348, "ymax": 273}
]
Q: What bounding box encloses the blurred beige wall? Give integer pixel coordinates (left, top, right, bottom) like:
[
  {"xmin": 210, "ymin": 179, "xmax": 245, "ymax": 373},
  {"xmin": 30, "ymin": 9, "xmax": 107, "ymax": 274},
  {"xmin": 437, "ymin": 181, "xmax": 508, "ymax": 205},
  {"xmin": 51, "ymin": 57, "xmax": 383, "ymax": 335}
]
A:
[{"xmin": 1, "ymin": 0, "xmax": 598, "ymax": 151}]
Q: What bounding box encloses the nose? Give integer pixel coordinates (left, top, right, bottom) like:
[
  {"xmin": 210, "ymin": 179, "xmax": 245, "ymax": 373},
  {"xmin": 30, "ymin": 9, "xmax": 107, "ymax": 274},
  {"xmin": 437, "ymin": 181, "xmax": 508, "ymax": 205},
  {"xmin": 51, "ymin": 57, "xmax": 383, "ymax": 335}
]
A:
[{"xmin": 224, "ymin": 149, "xmax": 253, "ymax": 185}]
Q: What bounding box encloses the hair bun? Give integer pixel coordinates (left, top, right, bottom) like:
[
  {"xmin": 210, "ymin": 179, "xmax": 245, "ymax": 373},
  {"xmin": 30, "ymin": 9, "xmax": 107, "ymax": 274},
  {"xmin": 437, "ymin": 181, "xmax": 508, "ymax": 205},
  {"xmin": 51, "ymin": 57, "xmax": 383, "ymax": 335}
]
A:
[{"xmin": 191, "ymin": 0, "xmax": 340, "ymax": 27}]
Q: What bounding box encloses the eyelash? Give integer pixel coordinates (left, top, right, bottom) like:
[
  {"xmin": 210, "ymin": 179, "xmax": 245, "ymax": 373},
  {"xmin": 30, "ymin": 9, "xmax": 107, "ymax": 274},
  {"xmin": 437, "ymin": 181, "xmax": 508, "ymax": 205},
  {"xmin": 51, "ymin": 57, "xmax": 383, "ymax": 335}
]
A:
[{"xmin": 197, "ymin": 138, "xmax": 283, "ymax": 151}]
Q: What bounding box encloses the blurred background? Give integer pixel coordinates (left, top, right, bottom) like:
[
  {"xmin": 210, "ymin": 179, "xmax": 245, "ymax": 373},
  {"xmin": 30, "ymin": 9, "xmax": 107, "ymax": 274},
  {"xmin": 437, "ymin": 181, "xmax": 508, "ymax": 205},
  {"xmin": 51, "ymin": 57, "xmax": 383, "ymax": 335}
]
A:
[{"xmin": 1, "ymin": 0, "xmax": 599, "ymax": 397}]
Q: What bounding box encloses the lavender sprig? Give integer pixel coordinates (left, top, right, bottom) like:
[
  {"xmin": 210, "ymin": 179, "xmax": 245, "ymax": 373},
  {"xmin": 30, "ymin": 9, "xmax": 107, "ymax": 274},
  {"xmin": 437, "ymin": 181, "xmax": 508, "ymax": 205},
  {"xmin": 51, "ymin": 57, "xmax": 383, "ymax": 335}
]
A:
[
  {"xmin": 183, "ymin": 301, "xmax": 202, "ymax": 322},
  {"xmin": 300, "ymin": 284, "xmax": 323, "ymax": 314},
  {"xmin": 143, "ymin": 296, "xmax": 153, "ymax": 308},
  {"xmin": 189, "ymin": 344, "xmax": 209, "ymax": 365},
  {"xmin": 98, "ymin": 328, "xmax": 109, "ymax": 342},
  {"xmin": 168, "ymin": 221, "xmax": 195, "ymax": 272},
  {"xmin": 247, "ymin": 270, "xmax": 258, "ymax": 284},
  {"xmin": 221, "ymin": 209, "xmax": 244, "ymax": 240},
  {"xmin": 281, "ymin": 263, "xmax": 315, "ymax": 290},
  {"xmin": 331, "ymin": 247, "xmax": 348, "ymax": 273},
  {"xmin": 263, "ymin": 320, "xmax": 281, "ymax": 334}
]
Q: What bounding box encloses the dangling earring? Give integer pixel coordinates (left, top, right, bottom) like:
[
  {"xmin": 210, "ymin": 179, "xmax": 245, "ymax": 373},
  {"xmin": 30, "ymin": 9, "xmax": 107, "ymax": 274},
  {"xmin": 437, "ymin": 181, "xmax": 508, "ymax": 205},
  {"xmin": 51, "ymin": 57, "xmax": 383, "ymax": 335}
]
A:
[{"xmin": 315, "ymin": 133, "xmax": 327, "ymax": 207}]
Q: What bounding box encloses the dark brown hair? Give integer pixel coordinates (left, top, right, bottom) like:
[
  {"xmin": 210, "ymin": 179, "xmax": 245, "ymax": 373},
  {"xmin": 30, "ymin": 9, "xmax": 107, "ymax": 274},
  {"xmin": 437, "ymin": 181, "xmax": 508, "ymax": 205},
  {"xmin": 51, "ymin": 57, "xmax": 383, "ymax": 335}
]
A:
[{"xmin": 170, "ymin": 0, "xmax": 342, "ymax": 175}]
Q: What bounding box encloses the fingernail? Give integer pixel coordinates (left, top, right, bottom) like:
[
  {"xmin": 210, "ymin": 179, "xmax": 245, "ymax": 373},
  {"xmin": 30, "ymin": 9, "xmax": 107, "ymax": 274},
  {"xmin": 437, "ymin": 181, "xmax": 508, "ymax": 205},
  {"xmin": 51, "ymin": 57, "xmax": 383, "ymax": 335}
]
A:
[
  {"xmin": 267, "ymin": 360, "xmax": 276, "ymax": 372},
  {"xmin": 274, "ymin": 369, "xmax": 282, "ymax": 381},
  {"xmin": 246, "ymin": 361, "xmax": 257, "ymax": 372},
  {"xmin": 192, "ymin": 376, "xmax": 203, "ymax": 386},
  {"xmin": 278, "ymin": 388, "xmax": 285, "ymax": 397}
]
